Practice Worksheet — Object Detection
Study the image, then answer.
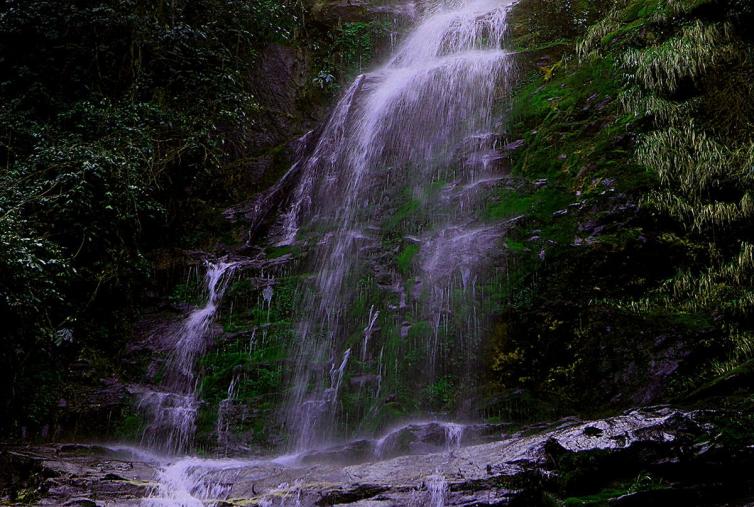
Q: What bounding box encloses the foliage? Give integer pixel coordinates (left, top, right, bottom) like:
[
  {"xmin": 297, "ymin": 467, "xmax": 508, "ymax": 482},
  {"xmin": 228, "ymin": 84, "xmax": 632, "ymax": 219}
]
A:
[
  {"xmin": 423, "ymin": 376, "xmax": 457, "ymax": 411},
  {"xmin": 194, "ymin": 274, "xmax": 298, "ymax": 448},
  {"xmin": 607, "ymin": 0, "xmax": 754, "ymax": 386},
  {"xmin": 485, "ymin": 0, "xmax": 754, "ymax": 414},
  {"xmin": 0, "ymin": 0, "xmax": 311, "ymax": 435}
]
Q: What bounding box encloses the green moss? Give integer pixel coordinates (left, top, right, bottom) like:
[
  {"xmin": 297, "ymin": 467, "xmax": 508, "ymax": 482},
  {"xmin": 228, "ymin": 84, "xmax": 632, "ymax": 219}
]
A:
[
  {"xmin": 114, "ymin": 409, "xmax": 146, "ymax": 442},
  {"xmin": 195, "ymin": 338, "xmax": 288, "ymax": 446},
  {"xmin": 169, "ymin": 279, "xmax": 205, "ymax": 306},
  {"xmin": 563, "ymin": 488, "xmax": 627, "ymax": 506},
  {"xmin": 423, "ymin": 376, "xmax": 457, "ymax": 411},
  {"xmin": 478, "ymin": 0, "xmax": 687, "ymax": 415},
  {"xmin": 396, "ymin": 243, "xmax": 420, "ymax": 274},
  {"xmin": 562, "ymin": 473, "xmax": 669, "ymax": 506},
  {"xmin": 485, "ymin": 190, "xmax": 534, "ymax": 220},
  {"xmin": 384, "ymin": 195, "xmax": 422, "ymax": 232},
  {"xmin": 193, "ymin": 273, "xmax": 302, "ymax": 447},
  {"xmin": 266, "ymin": 245, "xmax": 293, "ymax": 259}
]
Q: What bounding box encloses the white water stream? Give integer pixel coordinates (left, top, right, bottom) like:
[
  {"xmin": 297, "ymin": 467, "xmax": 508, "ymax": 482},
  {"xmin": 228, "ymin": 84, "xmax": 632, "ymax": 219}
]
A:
[
  {"xmin": 141, "ymin": 419, "xmax": 483, "ymax": 506},
  {"xmin": 282, "ymin": 0, "xmax": 515, "ymax": 450},
  {"xmin": 139, "ymin": 0, "xmax": 516, "ymax": 503},
  {"xmin": 138, "ymin": 261, "xmax": 238, "ymax": 454}
]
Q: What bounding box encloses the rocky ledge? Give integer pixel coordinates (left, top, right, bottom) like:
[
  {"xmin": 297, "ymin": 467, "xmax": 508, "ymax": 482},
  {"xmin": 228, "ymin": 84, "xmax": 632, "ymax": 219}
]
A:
[{"xmin": 2, "ymin": 406, "xmax": 753, "ymax": 506}]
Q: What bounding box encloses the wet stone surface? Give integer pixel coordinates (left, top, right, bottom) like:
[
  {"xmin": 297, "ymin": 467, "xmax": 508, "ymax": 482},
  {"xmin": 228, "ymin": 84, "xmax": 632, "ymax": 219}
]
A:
[{"xmin": 4, "ymin": 407, "xmax": 753, "ymax": 506}]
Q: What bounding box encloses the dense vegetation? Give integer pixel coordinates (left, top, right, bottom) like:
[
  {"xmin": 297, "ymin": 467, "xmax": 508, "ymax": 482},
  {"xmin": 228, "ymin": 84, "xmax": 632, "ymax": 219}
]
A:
[
  {"xmin": 1, "ymin": 0, "xmax": 753, "ymax": 459},
  {"xmin": 0, "ymin": 0, "xmax": 388, "ymax": 436},
  {"xmin": 489, "ymin": 0, "xmax": 754, "ymax": 418},
  {"xmin": 2, "ymin": 0, "xmax": 754, "ymax": 505}
]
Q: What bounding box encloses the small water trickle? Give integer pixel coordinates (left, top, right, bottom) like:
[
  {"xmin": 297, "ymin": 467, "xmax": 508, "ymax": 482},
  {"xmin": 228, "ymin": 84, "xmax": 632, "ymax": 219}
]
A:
[
  {"xmin": 376, "ymin": 346, "xmax": 385, "ymax": 399},
  {"xmin": 139, "ymin": 260, "xmax": 238, "ymax": 454},
  {"xmin": 445, "ymin": 422, "xmax": 464, "ymax": 450},
  {"xmin": 216, "ymin": 375, "xmax": 240, "ymax": 449},
  {"xmin": 361, "ymin": 305, "xmax": 380, "ymax": 362},
  {"xmin": 263, "ymin": 283, "xmax": 274, "ymax": 322},
  {"xmin": 329, "ymin": 348, "xmax": 352, "ymax": 404},
  {"xmin": 426, "ymin": 474, "xmax": 449, "ymax": 507},
  {"xmin": 248, "ymin": 327, "xmax": 257, "ymax": 354}
]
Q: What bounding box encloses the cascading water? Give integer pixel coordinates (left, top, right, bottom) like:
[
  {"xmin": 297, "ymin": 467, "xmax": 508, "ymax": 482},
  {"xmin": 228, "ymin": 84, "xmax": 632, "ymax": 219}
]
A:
[
  {"xmin": 281, "ymin": 0, "xmax": 516, "ymax": 450},
  {"xmin": 134, "ymin": 1, "xmax": 517, "ymax": 503},
  {"xmin": 144, "ymin": 456, "xmax": 249, "ymax": 507},
  {"xmin": 138, "ymin": 260, "xmax": 238, "ymax": 454},
  {"xmin": 426, "ymin": 474, "xmax": 449, "ymax": 507}
]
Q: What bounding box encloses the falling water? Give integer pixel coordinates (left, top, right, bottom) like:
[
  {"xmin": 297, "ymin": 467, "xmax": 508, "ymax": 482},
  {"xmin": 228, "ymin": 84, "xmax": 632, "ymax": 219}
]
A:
[
  {"xmin": 144, "ymin": 457, "xmax": 248, "ymax": 507},
  {"xmin": 216, "ymin": 375, "xmax": 240, "ymax": 449},
  {"xmin": 139, "ymin": 260, "xmax": 238, "ymax": 454},
  {"xmin": 280, "ymin": 0, "xmax": 515, "ymax": 450},
  {"xmin": 426, "ymin": 474, "xmax": 449, "ymax": 507},
  {"xmin": 263, "ymin": 282, "xmax": 274, "ymax": 322},
  {"xmin": 444, "ymin": 423, "xmax": 464, "ymax": 450},
  {"xmin": 362, "ymin": 305, "xmax": 380, "ymax": 362}
]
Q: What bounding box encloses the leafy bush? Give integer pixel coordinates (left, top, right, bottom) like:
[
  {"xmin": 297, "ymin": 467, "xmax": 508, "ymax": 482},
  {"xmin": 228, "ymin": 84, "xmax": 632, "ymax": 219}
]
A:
[{"xmin": 0, "ymin": 0, "xmax": 306, "ymax": 434}]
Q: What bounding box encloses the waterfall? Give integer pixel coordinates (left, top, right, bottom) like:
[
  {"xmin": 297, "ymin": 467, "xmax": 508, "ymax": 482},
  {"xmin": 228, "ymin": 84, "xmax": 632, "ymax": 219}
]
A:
[
  {"xmin": 279, "ymin": 0, "xmax": 512, "ymax": 449},
  {"xmin": 282, "ymin": 0, "xmax": 515, "ymax": 451},
  {"xmin": 138, "ymin": 260, "xmax": 238, "ymax": 454}
]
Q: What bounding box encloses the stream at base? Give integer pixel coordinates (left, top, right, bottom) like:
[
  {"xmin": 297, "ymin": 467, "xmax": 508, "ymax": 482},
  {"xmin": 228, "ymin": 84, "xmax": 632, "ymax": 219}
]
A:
[
  {"xmin": 24, "ymin": 407, "xmax": 704, "ymax": 506},
  {"xmin": 139, "ymin": 419, "xmax": 499, "ymax": 506}
]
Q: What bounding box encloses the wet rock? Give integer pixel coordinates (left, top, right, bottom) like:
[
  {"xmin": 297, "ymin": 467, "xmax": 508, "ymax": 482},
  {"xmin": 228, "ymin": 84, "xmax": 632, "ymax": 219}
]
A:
[
  {"xmin": 350, "ymin": 374, "xmax": 381, "ymax": 388},
  {"xmin": 609, "ymin": 488, "xmax": 703, "ymax": 506},
  {"xmin": 63, "ymin": 498, "xmax": 98, "ymax": 506},
  {"xmin": 8, "ymin": 408, "xmax": 754, "ymax": 506},
  {"xmin": 249, "ymin": 44, "xmax": 310, "ymax": 148},
  {"xmin": 582, "ymin": 425, "xmax": 604, "ymax": 438},
  {"xmin": 596, "ymin": 96, "xmax": 612, "ymax": 111},
  {"xmin": 319, "ymin": 483, "xmax": 390, "ymax": 505},
  {"xmin": 369, "ymin": 2, "xmax": 418, "ymax": 24},
  {"xmin": 1, "ymin": 445, "xmax": 157, "ymax": 506},
  {"xmin": 299, "ymin": 439, "xmax": 376, "ymax": 465},
  {"xmin": 400, "ymin": 322, "xmax": 411, "ymax": 338}
]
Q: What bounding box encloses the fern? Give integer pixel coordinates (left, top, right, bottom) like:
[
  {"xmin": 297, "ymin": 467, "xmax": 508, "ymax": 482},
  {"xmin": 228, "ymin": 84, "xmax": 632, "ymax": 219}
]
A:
[
  {"xmin": 637, "ymin": 127, "xmax": 754, "ymax": 198},
  {"xmin": 623, "ymin": 21, "xmax": 735, "ymax": 93},
  {"xmin": 619, "ymin": 87, "xmax": 697, "ymax": 125},
  {"xmin": 711, "ymin": 328, "xmax": 754, "ymax": 376},
  {"xmin": 645, "ymin": 191, "xmax": 754, "ymax": 232}
]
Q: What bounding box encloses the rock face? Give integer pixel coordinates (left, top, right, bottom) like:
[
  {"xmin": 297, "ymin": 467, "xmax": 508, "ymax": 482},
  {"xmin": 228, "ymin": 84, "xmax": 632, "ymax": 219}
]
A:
[
  {"xmin": 0, "ymin": 445, "xmax": 155, "ymax": 506},
  {"xmin": 3, "ymin": 407, "xmax": 753, "ymax": 506}
]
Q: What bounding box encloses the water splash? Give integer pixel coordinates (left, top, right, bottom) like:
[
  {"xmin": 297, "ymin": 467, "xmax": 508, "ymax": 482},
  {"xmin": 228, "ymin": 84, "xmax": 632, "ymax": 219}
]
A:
[
  {"xmin": 374, "ymin": 421, "xmax": 470, "ymax": 459},
  {"xmin": 144, "ymin": 457, "xmax": 248, "ymax": 506}
]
